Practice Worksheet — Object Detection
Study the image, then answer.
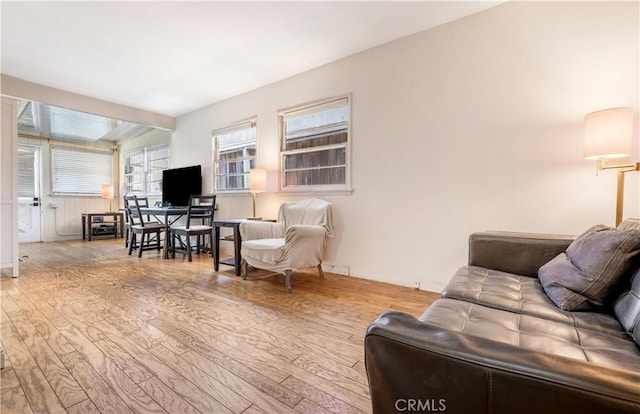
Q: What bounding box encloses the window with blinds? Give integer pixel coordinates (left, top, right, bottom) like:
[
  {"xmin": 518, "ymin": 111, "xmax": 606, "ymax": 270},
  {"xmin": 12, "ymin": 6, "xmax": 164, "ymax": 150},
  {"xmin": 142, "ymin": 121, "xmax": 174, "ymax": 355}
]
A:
[
  {"xmin": 49, "ymin": 105, "xmax": 112, "ymax": 142},
  {"xmin": 123, "ymin": 143, "xmax": 169, "ymax": 196},
  {"xmin": 51, "ymin": 147, "xmax": 113, "ymax": 195},
  {"xmin": 280, "ymin": 96, "xmax": 350, "ymax": 191},
  {"xmin": 213, "ymin": 120, "xmax": 257, "ymax": 191},
  {"xmin": 17, "ymin": 147, "xmax": 37, "ymax": 198}
]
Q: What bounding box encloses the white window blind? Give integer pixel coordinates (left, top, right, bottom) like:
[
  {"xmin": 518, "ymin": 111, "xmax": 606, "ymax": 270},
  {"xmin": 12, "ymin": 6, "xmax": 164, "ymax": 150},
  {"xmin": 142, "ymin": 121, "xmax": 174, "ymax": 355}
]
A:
[
  {"xmin": 49, "ymin": 105, "xmax": 112, "ymax": 142},
  {"xmin": 17, "ymin": 147, "xmax": 36, "ymax": 198},
  {"xmin": 52, "ymin": 147, "xmax": 113, "ymax": 195},
  {"xmin": 213, "ymin": 120, "xmax": 257, "ymax": 191}
]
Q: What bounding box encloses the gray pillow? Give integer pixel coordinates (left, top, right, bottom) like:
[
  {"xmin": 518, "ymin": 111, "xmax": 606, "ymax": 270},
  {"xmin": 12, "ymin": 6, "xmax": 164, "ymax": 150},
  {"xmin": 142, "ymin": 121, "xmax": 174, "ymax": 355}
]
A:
[{"xmin": 538, "ymin": 224, "xmax": 640, "ymax": 311}]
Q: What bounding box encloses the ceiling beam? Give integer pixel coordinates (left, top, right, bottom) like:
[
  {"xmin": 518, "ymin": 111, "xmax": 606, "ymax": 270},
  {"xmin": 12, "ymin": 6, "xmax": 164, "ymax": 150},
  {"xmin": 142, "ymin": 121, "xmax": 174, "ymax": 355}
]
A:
[{"xmin": 1, "ymin": 74, "xmax": 176, "ymax": 131}]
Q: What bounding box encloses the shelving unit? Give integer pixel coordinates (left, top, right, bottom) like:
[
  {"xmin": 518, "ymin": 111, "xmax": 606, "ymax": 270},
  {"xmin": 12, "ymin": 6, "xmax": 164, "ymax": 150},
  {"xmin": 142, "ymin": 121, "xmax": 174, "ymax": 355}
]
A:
[{"xmin": 81, "ymin": 212, "xmax": 124, "ymax": 241}]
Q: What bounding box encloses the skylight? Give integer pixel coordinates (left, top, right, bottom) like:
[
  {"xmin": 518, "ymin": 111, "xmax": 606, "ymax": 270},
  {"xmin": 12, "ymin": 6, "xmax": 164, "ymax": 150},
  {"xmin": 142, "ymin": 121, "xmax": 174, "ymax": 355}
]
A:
[
  {"xmin": 48, "ymin": 105, "xmax": 112, "ymax": 142},
  {"xmin": 16, "ymin": 102, "xmax": 160, "ymax": 143}
]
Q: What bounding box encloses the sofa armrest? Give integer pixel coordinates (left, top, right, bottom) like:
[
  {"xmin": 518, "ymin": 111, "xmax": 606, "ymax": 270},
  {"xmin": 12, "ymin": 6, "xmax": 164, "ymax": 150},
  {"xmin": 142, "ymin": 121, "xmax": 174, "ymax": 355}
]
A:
[
  {"xmin": 284, "ymin": 224, "xmax": 326, "ymax": 269},
  {"xmin": 365, "ymin": 311, "xmax": 640, "ymax": 414},
  {"xmin": 469, "ymin": 231, "xmax": 574, "ymax": 277},
  {"xmin": 239, "ymin": 220, "xmax": 284, "ymax": 241}
]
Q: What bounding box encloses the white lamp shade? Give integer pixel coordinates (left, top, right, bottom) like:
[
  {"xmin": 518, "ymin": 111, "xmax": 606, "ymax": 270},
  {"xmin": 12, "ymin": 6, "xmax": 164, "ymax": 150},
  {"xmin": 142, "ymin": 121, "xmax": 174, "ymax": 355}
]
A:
[
  {"xmin": 584, "ymin": 107, "xmax": 634, "ymax": 160},
  {"xmin": 249, "ymin": 168, "xmax": 266, "ymax": 192},
  {"xmin": 101, "ymin": 184, "xmax": 114, "ymax": 199}
]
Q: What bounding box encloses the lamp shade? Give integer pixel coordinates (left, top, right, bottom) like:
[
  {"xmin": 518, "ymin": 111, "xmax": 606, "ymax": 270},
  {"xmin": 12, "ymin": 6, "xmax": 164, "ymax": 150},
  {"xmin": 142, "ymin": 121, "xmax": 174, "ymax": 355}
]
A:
[
  {"xmin": 101, "ymin": 184, "xmax": 114, "ymax": 199},
  {"xmin": 249, "ymin": 168, "xmax": 266, "ymax": 192},
  {"xmin": 584, "ymin": 107, "xmax": 634, "ymax": 160}
]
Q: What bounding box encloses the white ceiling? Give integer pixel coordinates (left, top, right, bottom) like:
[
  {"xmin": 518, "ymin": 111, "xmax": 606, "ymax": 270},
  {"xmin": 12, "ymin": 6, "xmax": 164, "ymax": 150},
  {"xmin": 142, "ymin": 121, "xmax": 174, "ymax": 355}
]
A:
[{"xmin": 1, "ymin": 1, "xmax": 503, "ymax": 118}]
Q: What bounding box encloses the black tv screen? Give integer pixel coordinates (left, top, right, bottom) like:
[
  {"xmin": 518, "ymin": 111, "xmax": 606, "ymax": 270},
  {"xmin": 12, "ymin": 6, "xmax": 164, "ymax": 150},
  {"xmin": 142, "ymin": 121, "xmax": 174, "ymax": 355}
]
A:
[{"xmin": 162, "ymin": 165, "xmax": 202, "ymax": 207}]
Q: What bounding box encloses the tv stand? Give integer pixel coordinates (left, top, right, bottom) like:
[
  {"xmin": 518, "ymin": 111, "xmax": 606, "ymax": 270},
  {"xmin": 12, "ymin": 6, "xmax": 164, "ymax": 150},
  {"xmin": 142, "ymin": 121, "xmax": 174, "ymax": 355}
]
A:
[{"xmin": 81, "ymin": 212, "xmax": 124, "ymax": 241}]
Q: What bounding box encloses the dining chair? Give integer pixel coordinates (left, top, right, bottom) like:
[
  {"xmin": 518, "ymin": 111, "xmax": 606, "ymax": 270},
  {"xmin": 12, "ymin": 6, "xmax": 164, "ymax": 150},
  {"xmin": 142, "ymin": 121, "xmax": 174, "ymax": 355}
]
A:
[
  {"xmin": 125, "ymin": 195, "xmax": 167, "ymax": 257},
  {"xmin": 169, "ymin": 194, "xmax": 216, "ymax": 262}
]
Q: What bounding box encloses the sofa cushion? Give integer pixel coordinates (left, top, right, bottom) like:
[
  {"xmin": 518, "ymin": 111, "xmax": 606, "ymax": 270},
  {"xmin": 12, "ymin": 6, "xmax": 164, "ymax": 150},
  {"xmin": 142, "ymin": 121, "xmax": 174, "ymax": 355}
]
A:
[
  {"xmin": 538, "ymin": 224, "xmax": 640, "ymax": 311},
  {"xmin": 442, "ymin": 266, "xmax": 627, "ymax": 337},
  {"xmin": 614, "ymin": 268, "xmax": 640, "ymax": 347},
  {"xmin": 419, "ymin": 299, "xmax": 640, "ymax": 372},
  {"xmin": 241, "ymin": 238, "xmax": 285, "ymax": 265}
]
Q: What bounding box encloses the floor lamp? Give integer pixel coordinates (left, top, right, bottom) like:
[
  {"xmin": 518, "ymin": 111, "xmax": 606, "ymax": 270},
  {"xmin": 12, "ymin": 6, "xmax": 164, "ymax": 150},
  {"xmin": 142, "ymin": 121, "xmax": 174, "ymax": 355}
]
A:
[
  {"xmin": 584, "ymin": 107, "xmax": 638, "ymax": 226},
  {"xmin": 248, "ymin": 168, "xmax": 266, "ymax": 219}
]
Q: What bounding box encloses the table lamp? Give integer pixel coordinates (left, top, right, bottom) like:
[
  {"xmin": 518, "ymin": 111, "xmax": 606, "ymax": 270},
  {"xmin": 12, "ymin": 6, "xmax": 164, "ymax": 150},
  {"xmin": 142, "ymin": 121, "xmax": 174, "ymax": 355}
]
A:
[
  {"xmin": 248, "ymin": 168, "xmax": 266, "ymax": 219},
  {"xmin": 101, "ymin": 184, "xmax": 114, "ymax": 212},
  {"xmin": 584, "ymin": 107, "xmax": 639, "ymax": 226}
]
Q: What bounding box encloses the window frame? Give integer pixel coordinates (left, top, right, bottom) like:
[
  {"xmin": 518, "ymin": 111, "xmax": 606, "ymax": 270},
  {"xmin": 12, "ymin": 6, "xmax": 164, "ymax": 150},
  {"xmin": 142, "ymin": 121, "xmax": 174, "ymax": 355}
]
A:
[
  {"xmin": 123, "ymin": 143, "xmax": 169, "ymax": 197},
  {"xmin": 279, "ymin": 95, "xmax": 352, "ymax": 193},
  {"xmin": 212, "ymin": 118, "xmax": 257, "ymax": 193},
  {"xmin": 51, "ymin": 146, "xmax": 114, "ymax": 196}
]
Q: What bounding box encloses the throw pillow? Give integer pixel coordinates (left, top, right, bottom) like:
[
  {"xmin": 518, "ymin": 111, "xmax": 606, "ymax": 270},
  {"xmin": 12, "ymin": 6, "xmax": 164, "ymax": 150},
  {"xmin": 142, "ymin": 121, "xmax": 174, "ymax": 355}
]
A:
[{"xmin": 538, "ymin": 224, "xmax": 640, "ymax": 311}]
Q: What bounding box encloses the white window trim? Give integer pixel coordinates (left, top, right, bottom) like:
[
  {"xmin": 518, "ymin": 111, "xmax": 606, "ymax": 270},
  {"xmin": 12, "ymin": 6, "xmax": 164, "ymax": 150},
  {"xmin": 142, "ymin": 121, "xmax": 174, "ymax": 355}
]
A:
[
  {"xmin": 212, "ymin": 118, "xmax": 257, "ymax": 193},
  {"xmin": 123, "ymin": 143, "xmax": 169, "ymax": 196},
  {"xmin": 279, "ymin": 94, "xmax": 352, "ymax": 193}
]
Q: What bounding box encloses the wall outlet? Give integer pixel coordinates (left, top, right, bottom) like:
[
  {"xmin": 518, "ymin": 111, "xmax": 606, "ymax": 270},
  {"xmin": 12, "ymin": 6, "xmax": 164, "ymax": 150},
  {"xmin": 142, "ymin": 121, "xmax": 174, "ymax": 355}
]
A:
[
  {"xmin": 321, "ymin": 263, "xmax": 350, "ymax": 276},
  {"xmin": 413, "ymin": 281, "xmax": 421, "ymax": 290}
]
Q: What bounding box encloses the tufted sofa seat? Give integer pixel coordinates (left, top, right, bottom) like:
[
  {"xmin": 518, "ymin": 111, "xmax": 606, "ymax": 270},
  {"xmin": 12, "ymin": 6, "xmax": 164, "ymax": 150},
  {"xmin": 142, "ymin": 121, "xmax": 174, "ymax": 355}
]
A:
[
  {"xmin": 365, "ymin": 220, "xmax": 640, "ymax": 414},
  {"xmin": 442, "ymin": 266, "xmax": 629, "ymax": 337}
]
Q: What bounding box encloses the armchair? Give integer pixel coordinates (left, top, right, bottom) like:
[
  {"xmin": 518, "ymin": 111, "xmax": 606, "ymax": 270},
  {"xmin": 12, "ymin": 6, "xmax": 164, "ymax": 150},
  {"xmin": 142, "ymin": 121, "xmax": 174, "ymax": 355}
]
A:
[{"xmin": 239, "ymin": 198, "xmax": 333, "ymax": 292}]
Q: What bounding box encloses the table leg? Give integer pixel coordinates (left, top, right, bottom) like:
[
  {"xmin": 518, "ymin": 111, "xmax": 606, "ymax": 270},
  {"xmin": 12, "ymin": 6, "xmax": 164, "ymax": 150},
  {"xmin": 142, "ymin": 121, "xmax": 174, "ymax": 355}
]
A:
[
  {"xmin": 163, "ymin": 212, "xmax": 170, "ymax": 259},
  {"xmin": 88, "ymin": 215, "xmax": 92, "ymax": 241},
  {"xmin": 214, "ymin": 225, "xmax": 221, "ymax": 271},
  {"xmin": 233, "ymin": 225, "xmax": 242, "ymax": 276},
  {"xmin": 82, "ymin": 215, "xmax": 86, "ymax": 240}
]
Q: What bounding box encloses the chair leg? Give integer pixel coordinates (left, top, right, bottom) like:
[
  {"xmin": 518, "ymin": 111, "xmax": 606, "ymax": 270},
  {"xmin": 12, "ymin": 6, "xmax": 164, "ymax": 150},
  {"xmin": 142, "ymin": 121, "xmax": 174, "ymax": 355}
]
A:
[
  {"xmin": 128, "ymin": 233, "xmax": 135, "ymax": 256},
  {"xmin": 317, "ymin": 264, "xmax": 325, "ymax": 278},
  {"xmin": 241, "ymin": 259, "xmax": 248, "ymax": 280},
  {"xmin": 171, "ymin": 233, "xmax": 176, "ymax": 259},
  {"xmin": 156, "ymin": 230, "xmax": 161, "ymax": 251},
  {"xmin": 138, "ymin": 233, "xmax": 144, "ymax": 258},
  {"xmin": 285, "ymin": 270, "xmax": 293, "ymax": 293},
  {"xmin": 186, "ymin": 235, "xmax": 192, "ymax": 262}
]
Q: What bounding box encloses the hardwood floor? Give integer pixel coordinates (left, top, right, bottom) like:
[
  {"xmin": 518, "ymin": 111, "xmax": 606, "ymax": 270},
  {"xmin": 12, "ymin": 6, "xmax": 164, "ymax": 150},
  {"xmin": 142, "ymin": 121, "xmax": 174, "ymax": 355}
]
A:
[{"xmin": 0, "ymin": 239, "xmax": 439, "ymax": 413}]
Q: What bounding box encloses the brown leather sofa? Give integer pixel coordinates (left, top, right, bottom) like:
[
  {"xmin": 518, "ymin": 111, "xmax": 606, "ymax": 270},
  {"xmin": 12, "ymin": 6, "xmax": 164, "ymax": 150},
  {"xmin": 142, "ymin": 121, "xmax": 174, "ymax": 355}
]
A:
[{"xmin": 365, "ymin": 224, "xmax": 640, "ymax": 414}]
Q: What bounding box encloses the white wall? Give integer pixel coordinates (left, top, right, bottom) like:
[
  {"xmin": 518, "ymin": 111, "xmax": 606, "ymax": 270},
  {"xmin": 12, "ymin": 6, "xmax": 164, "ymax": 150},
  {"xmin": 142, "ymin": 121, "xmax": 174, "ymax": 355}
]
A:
[
  {"xmin": 1, "ymin": 97, "xmax": 19, "ymax": 276},
  {"xmin": 172, "ymin": 1, "xmax": 639, "ymax": 291}
]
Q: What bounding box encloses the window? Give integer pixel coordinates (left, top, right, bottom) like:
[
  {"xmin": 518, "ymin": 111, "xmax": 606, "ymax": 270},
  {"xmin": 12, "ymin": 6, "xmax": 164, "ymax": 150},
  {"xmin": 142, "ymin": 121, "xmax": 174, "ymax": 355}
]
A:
[
  {"xmin": 51, "ymin": 147, "xmax": 113, "ymax": 195},
  {"xmin": 213, "ymin": 120, "xmax": 257, "ymax": 191},
  {"xmin": 123, "ymin": 144, "xmax": 169, "ymax": 196},
  {"xmin": 280, "ymin": 96, "xmax": 350, "ymax": 191}
]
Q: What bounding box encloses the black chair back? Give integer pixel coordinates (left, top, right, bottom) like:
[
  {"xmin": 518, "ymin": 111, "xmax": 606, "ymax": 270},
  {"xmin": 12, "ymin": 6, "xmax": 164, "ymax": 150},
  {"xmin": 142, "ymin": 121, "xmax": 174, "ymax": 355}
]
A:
[
  {"xmin": 124, "ymin": 195, "xmax": 148, "ymax": 227},
  {"xmin": 185, "ymin": 195, "xmax": 216, "ymax": 229}
]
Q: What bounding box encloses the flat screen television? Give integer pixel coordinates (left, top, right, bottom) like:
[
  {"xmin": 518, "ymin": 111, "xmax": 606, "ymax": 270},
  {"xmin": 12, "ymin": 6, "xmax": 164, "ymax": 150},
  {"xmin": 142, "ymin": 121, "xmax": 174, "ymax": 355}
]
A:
[{"xmin": 162, "ymin": 165, "xmax": 202, "ymax": 207}]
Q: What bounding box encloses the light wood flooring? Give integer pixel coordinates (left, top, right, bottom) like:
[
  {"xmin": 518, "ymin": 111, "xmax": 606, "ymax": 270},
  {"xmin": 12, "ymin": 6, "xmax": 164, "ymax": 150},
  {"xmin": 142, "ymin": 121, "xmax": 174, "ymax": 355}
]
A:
[{"xmin": 0, "ymin": 238, "xmax": 438, "ymax": 414}]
